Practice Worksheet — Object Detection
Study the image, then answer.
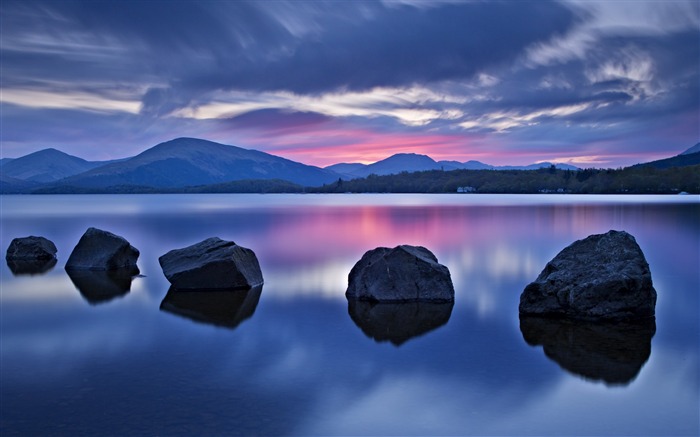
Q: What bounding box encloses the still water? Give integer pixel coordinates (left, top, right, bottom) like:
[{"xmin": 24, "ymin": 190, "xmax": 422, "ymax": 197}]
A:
[{"xmin": 1, "ymin": 194, "xmax": 698, "ymax": 436}]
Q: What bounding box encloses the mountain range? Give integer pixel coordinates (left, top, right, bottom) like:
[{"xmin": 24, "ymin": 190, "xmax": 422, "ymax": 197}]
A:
[
  {"xmin": 326, "ymin": 153, "xmax": 580, "ymax": 179},
  {"xmin": 1, "ymin": 137, "xmax": 698, "ymax": 193}
]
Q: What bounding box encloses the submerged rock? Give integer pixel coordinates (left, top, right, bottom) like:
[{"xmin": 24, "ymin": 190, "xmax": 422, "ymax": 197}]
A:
[
  {"xmin": 346, "ymin": 245, "xmax": 454, "ymax": 302},
  {"xmin": 519, "ymin": 230, "xmax": 656, "ymax": 320},
  {"xmin": 159, "ymin": 237, "xmax": 263, "ymax": 290},
  {"xmin": 520, "ymin": 315, "xmax": 655, "ymax": 385},
  {"xmin": 6, "ymin": 236, "xmax": 57, "ymax": 261},
  {"xmin": 160, "ymin": 286, "xmax": 262, "ymax": 329},
  {"xmin": 65, "ymin": 227, "xmax": 139, "ymax": 271},
  {"xmin": 348, "ymin": 300, "xmax": 453, "ymax": 346},
  {"xmin": 67, "ymin": 267, "xmax": 139, "ymax": 305}
]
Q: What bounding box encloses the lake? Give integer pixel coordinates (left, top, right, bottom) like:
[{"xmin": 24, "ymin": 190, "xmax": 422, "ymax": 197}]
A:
[{"xmin": 1, "ymin": 194, "xmax": 698, "ymax": 436}]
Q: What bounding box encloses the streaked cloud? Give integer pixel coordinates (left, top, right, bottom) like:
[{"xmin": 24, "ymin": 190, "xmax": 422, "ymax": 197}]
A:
[{"xmin": 1, "ymin": 0, "xmax": 697, "ymax": 167}]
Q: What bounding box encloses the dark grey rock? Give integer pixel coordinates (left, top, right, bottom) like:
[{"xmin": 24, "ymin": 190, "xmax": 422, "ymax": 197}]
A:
[
  {"xmin": 519, "ymin": 230, "xmax": 656, "ymax": 320},
  {"xmin": 65, "ymin": 227, "xmax": 139, "ymax": 271},
  {"xmin": 520, "ymin": 315, "xmax": 655, "ymax": 385},
  {"xmin": 348, "ymin": 300, "xmax": 453, "ymax": 346},
  {"xmin": 346, "ymin": 245, "xmax": 454, "ymax": 302},
  {"xmin": 6, "ymin": 236, "xmax": 57, "ymax": 260},
  {"xmin": 160, "ymin": 286, "xmax": 262, "ymax": 329},
  {"xmin": 66, "ymin": 267, "xmax": 139, "ymax": 305},
  {"xmin": 7, "ymin": 258, "xmax": 57, "ymax": 276},
  {"xmin": 159, "ymin": 237, "xmax": 263, "ymax": 290}
]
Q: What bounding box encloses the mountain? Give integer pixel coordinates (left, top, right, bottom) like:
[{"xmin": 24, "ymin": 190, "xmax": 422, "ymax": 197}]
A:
[
  {"xmin": 438, "ymin": 160, "xmax": 493, "ymax": 170},
  {"xmin": 0, "ymin": 158, "xmax": 14, "ymax": 167},
  {"xmin": 324, "ymin": 163, "xmax": 367, "ymax": 177},
  {"xmin": 680, "ymin": 142, "xmax": 700, "ymax": 155},
  {"xmin": 495, "ymin": 161, "xmax": 580, "ymax": 171},
  {"xmin": 329, "ymin": 153, "xmax": 581, "ymax": 179},
  {"xmin": 633, "ymin": 151, "xmax": 700, "ymax": 169},
  {"xmin": 56, "ymin": 137, "xmax": 338, "ymax": 189},
  {"xmin": 1, "ymin": 148, "xmax": 106, "ymax": 183}
]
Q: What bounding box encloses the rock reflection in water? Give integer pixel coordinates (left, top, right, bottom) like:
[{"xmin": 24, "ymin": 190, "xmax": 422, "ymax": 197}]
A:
[
  {"xmin": 348, "ymin": 300, "xmax": 453, "ymax": 346},
  {"xmin": 66, "ymin": 267, "xmax": 139, "ymax": 305},
  {"xmin": 7, "ymin": 258, "xmax": 57, "ymax": 276},
  {"xmin": 160, "ymin": 286, "xmax": 262, "ymax": 329},
  {"xmin": 520, "ymin": 316, "xmax": 656, "ymax": 385}
]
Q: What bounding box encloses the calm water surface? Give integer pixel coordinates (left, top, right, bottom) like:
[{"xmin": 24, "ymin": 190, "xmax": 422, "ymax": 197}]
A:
[{"xmin": 1, "ymin": 194, "xmax": 698, "ymax": 436}]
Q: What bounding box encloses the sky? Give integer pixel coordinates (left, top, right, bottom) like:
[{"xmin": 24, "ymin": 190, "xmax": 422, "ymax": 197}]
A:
[{"xmin": 1, "ymin": 0, "xmax": 699, "ymax": 168}]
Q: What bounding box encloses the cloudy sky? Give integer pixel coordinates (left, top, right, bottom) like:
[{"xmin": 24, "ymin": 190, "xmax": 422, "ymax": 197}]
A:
[{"xmin": 1, "ymin": 0, "xmax": 698, "ymax": 167}]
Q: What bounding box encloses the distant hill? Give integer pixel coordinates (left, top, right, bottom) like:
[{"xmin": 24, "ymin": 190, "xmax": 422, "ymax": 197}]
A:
[
  {"xmin": 633, "ymin": 147, "xmax": 700, "ymax": 169},
  {"xmin": 55, "ymin": 137, "xmax": 338, "ymax": 189},
  {"xmin": 680, "ymin": 142, "xmax": 700, "ymax": 155},
  {"xmin": 1, "ymin": 148, "xmax": 105, "ymax": 182},
  {"xmin": 438, "ymin": 160, "xmax": 493, "ymax": 170},
  {"xmin": 0, "ymin": 173, "xmax": 39, "ymax": 193},
  {"xmin": 0, "ymin": 158, "xmax": 14, "ymax": 167},
  {"xmin": 328, "ymin": 153, "xmax": 580, "ymax": 179}
]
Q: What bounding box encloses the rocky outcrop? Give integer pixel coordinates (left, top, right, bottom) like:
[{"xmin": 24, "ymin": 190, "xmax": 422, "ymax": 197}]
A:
[
  {"xmin": 159, "ymin": 237, "xmax": 263, "ymax": 290},
  {"xmin": 160, "ymin": 286, "xmax": 262, "ymax": 328},
  {"xmin": 520, "ymin": 316, "xmax": 655, "ymax": 385},
  {"xmin": 348, "ymin": 300, "xmax": 453, "ymax": 346},
  {"xmin": 5, "ymin": 236, "xmax": 57, "ymax": 261},
  {"xmin": 65, "ymin": 227, "xmax": 139, "ymax": 271},
  {"xmin": 519, "ymin": 230, "xmax": 656, "ymax": 320},
  {"xmin": 346, "ymin": 245, "xmax": 454, "ymax": 302}
]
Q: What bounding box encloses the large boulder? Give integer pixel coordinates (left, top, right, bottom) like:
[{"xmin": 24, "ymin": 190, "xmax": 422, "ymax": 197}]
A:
[
  {"xmin": 159, "ymin": 237, "xmax": 263, "ymax": 290},
  {"xmin": 65, "ymin": 227, "xmax": 139, "ymax": 271},
  {"xmin": 346, "ymin": 245, "xmax": 454, "ymax": 302},
  {"xmin": 519, "ymin": 230, "xmax": 656, "ymax": 320},
  {"xmin": 6, "ymin": 236, "xmax": 57, "ymax": 260}
]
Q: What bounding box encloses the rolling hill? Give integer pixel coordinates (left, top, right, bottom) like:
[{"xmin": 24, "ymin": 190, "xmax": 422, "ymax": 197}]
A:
[
  {"xmin": 1, "ymin": 148, "xmax": 106, "ymax": 183},
  {"xmin": 55, "ymin": 137, "xmax": 339, "ymax": 189}
]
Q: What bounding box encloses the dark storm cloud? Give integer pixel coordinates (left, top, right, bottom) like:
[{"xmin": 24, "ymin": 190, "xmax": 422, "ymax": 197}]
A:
[
  {"xmin": 1, "ymin": 0, "xmax": 579, "ymax": 96},
  {"xmin": 190, "ymin": 1, "xmax": 579, "ymax": 94}
]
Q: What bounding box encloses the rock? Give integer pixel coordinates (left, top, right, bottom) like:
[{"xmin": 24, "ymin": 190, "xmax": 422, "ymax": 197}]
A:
[
  {"xmin": 160, "ymin": 286, "xmax": 262, "ymax": 329},
  {"xmin": 65, "ymin": 227, "xmax": 139, "ymax": 271},
  {"xmin": 5, "ymin": 236, "xmax": 57, "ymax": 260},
  {"xmin": 520, "ymin": 316, "xmax": 655, "ymax": 385},
  {"xmin": 7, "ymin": 258, "xmax": 57, "ymax": 276},
  {"xmin": 348, "ymin": 300, "xmax": 453, "ymax": 346},
  {"xmin": 519, "ymin": 230, "xmax": 656, "ymax": 320},
  {"xmin": 159, "ymin": 237, "xmax": 263, "ymax": 290},
  {"xmin": 66, "ymin": 267, "xmax": 139, "ymax": 305},
  {"xmin": 346, "ymin": 245, "xmax": 454, "ymax": 302}
]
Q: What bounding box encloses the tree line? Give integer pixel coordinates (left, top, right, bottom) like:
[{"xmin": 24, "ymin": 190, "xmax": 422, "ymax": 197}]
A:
[{"xmin": 311, "ymin": 165, "xmax": 700, "ymax": 194}]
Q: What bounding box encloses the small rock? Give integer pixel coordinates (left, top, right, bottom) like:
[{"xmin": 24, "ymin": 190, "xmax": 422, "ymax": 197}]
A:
[
  {"xmin": 7, "ymin": 258, "xmax": 57, "ymax": 276},
  {"xmin": 346, "ymin": 245, "xmax": 454, "ymax": 302},
  {"xmin": 6, "ymin": 236, "xmax": 57, "ymax": 260},
  {"xmin": 519, "ymin": 230, "xmax": 656, "ymax": 320},
  {"xmin": 159, "ymin": 237, "xmax": 263, "ymax": 290},
  {"xmin": 65, "ymin": 227, "xmax": 139, "ymax": 271}
]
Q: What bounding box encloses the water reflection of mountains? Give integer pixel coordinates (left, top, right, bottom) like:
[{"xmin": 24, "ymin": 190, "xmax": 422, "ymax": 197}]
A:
[
  {"xmin": 348, "ymin": 300, "xmax": 454, "ymax": 346},
  {"xmin": 520, "ymin": 316, "xmax": 656, "ymax": 386},
  {"xmin": 160, "ymin": 286, "xmax": 262, "ymax": 329},
  {"xmin": 66, "ymin": 267, "xmax": 139, "ymax": 305}
]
